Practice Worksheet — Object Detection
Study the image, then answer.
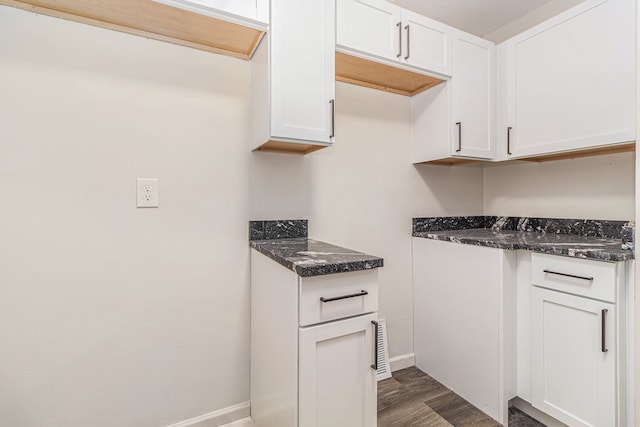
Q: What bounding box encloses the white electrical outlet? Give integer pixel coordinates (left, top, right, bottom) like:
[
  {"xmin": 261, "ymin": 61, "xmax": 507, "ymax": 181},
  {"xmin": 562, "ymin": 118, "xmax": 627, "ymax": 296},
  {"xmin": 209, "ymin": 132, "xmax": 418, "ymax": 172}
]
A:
[{"xmin": 136, "ymin": 178, "xmax": 159, "ymax": 208}]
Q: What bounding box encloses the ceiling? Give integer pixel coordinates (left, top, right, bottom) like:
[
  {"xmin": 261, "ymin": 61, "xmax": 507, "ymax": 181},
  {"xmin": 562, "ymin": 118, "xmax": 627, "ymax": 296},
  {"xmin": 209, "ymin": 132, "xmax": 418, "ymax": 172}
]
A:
[{"xmin": 389, "ymin": 0, "xmax": 577, "ymax": 39}]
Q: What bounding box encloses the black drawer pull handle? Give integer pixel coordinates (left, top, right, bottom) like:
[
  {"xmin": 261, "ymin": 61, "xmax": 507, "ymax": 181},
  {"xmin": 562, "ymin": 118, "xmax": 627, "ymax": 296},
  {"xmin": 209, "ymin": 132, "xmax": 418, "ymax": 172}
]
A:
[
  {"xmin": 543, "ymin": 269, "xmax": 594, "ymax": 282},
  {"xmin": 320, "ymin": 290, "xmax": 368, "ymax": 303},
  {"xmin": 371, "ymin": 320, "xmax": 379, "ymax": 371},
  {"xmin": 601, "ymin": 309, "xmax": 608, "ymax": 353}
]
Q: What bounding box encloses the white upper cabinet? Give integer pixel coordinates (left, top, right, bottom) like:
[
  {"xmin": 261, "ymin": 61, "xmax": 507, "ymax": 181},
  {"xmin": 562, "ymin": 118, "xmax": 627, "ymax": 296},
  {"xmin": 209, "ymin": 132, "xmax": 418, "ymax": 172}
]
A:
[
  {"xmin": 451, "ymin": 31, "xmax": 495, "ymax": 159},
  {"xmin": 153, "ymin": 0, "xmax": 268, "ymax": 30},
  {"xmin": 336, "ymin": 0, "xmax": 453, "ymax": 76},
  {"xmin": 412, "ymin": 30, "xmax": 495, "ymax": 164},
  {"xmin": 497, "ymin": 0, "xmax": 636, "ymax": 159},
  {"xmin": 401, "ymin": 10, "xmax": 452, "ymax": 76},
  {"xmin": 337, "ymin": 0, "xmax": 401, "ymax": 61},
  {"xmin": 251, "ymin": 0, "xmax": 335, "ymax": 154}
]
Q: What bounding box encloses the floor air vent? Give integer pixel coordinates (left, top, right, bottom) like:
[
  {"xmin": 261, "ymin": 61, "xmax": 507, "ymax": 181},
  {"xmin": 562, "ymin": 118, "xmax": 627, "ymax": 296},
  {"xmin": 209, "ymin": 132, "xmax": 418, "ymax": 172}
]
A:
[{"xmin": 376, "ymin": 318, "xmax": 391, "ymax": 381}]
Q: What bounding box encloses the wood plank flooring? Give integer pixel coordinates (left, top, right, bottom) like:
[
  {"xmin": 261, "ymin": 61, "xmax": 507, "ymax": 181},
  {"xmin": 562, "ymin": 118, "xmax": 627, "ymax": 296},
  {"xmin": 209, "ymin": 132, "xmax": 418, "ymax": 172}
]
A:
[
  {"xmin": 378, "ymin": 367, "xmax": 546, "ymax": 427},
  {"xmin": 222, "ymin": 366, "xmax": 546, "ymax": 427}
]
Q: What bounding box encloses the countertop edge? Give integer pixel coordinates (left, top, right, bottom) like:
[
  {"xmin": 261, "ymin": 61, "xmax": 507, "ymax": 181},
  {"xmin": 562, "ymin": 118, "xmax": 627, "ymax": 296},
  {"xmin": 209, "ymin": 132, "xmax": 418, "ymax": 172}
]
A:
[
  {"xmin": 250, "ymin": 240, "xmax": 384, "ymax": 277},
  {"xmin": 412, "ymin": 232, "xmax": 633, "ymax": 262}
]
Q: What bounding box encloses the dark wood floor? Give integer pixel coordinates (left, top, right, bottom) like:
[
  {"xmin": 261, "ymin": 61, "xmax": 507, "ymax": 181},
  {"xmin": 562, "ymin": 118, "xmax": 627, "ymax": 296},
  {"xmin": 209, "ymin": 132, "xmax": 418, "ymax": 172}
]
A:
[{"xmin": 378, "ymin": 367, "xmax": 545, "ymax": 427}]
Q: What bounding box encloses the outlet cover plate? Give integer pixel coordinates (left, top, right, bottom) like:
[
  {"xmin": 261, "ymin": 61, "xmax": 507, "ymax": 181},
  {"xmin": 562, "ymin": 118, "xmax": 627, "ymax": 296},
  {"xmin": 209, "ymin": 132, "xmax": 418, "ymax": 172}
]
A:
[{"xmin": 137, "ymin": 178, "xmax": 159, "ymax": 208}]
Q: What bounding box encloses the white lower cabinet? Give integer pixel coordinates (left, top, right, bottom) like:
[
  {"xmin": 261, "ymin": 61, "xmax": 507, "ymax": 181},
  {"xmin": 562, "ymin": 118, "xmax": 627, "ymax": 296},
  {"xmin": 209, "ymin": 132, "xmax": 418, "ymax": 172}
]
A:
[
  {"xmin": 531, "ymin": 287, "xmax": 616, "ymax": 426},
  {"xmin": 250, "ymin": 249, "xmax": 378, "ymax": 427},
  {"xmin": 529, "ymin": 253, "xmax": 627, "ymax": 427},
  {"xmin": 415, "ymin": 242, "xmax": 633, "ymax": 426},
  {"xmin": 412, "ymin": 238, "xmax": 516, "ymax": 425},
  {"xmin": 299, "ymin": 314, "xmax": 377, "ymax": 427}
]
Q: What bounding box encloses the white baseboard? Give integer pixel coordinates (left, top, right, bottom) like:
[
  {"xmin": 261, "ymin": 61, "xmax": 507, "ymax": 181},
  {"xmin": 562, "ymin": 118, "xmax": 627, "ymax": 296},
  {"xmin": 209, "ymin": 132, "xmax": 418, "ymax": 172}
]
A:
[
  {"xmin": 510, "ymin": 397, "xmax": 568, "ymax": 427},
  {"xmin": 167, "ymin": 402, "xmax": 251, "ymax": 427},
  {"xmin": 389, "ymin": 353, "xmax": 415, "ymax": 372}
]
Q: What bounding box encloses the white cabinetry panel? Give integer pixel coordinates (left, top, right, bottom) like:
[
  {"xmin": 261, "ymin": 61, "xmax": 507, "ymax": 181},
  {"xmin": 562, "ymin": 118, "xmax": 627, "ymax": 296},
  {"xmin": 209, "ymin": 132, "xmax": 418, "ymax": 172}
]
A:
[
  {"xmin": 270, "ymin": 0, "xmax": 335, "ymax": 143},
  {"xmin": 299, "ymin": 269, "xmax": 378, "ymax": 327},
  {"xmin": 500, "ymin": 0, "xmax": 635, "ymax": 158},
  {"xmin": 402, "ymin": 10, "xmax": 452, "ymax": 76},
  {"xmin": 251, "ymin": 249, "xmax": 378, "ymax": 427},
  {"xmin": 413, "ymin": 238, "xmax": 516, "ymax": 424},
  {"xmin": 251, "ymin": 0, "xmax": 335, "ymax": 152},
  {"xmin": 531, "ymin": 287, "xmax": 616, "ymax": 426},
  {"xmin": 336, "ymin": 0, "xmax": 401, "ymax": 61},
  {"xmin": 451, "ymin": 31, "xmax": 494, "ymax": 159},
  {"xmin": 336, "ymin": 0, "xmax": 452, "ymax": 76},
  {"xmin": 412, "ymin": 30, "xmax": 495, "ymax": 163},
  {"xmin": 299, "ymin": 314, "xmax": 377, "ymax": 427}
]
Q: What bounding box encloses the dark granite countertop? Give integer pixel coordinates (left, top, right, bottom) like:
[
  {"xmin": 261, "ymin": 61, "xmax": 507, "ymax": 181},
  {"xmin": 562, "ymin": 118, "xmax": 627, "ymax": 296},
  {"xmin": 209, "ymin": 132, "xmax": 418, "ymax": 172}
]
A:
[
  {"xmin": 412, "ymin": 216, "xmax": 634, "ymax": 262},
  {"xmin": 250, "ymin": 238, "xmax": 384, "ymax": 277}
]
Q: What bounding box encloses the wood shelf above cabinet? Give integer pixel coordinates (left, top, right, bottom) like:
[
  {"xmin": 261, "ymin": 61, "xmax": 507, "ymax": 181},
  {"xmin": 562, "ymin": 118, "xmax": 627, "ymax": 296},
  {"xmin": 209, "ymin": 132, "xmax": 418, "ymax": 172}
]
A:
[
  {"xmin": 417, "ymin": 142, "xmax": 636, "ymax": 166},
  {"xmin": 253, "ymin": 140, "xmax": 330, "ymax": 155},
  {"xmin": 0, "ymin": 0, "xmax": 265, "ymax": 59},
  {"xmin": 519, "ymin": 142, "xmax": 635, "ymax": 163},
  {"xmin": 335, "ymin": 52, "xmax": 445, "ymax": 97},
  {"xmin": 415, "ymin": 158, "xmax": 482, "ymax": 166}
]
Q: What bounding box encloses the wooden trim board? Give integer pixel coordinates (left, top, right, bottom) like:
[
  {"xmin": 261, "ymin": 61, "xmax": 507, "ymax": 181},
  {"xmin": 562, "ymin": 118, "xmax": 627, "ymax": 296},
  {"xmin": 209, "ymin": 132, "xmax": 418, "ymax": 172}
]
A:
[
  {"xmin": 415, "ymin": 157, "xmax": 482, "ymax": 166},
  {"xmin": 518, "ymin": 142, "xmax": 635, "ymax": 162},
  {"xmin": 0, "ymin": 0, "xmax": 264, "ymax": 59},
  {"xmin": 415, "ymin": 143, "xmax": 635, "ymax": 166},
  {"xmin": 336, "ymin": 52, "xmax": 445, "ymax": 97},
  {"xmin": 253, "ymin": 140, "xmax": 330, "ymax": 155}
]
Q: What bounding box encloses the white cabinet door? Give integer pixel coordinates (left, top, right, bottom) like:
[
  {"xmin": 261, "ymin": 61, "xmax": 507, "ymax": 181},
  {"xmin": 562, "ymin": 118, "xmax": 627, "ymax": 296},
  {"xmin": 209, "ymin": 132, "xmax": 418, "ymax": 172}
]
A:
[
  {"xmin": 251, "ymin": 0, "xmax": 334, "ymax": 151},
  {"xmin": 336, "ymin": 0, "xmax": 452, "ymax": 76},
  {"xmin": 336, "ymin": 0, "xmax": 401, "ymax": 63},
  {"xmin": 501, "ymin": 0, "xmax": 635, "ymax": 158},
  {"xmin": 270, "ymin": 0, "xmax": 335, "ymax": 144},
  {"xmin": 412, "ymin": 238, "xmax": 515, "ymax": 424},
  {"xmin": 401, "ymin": 10, "xmax": 452, "ymax": 76},
  {"xmin": 451, "ymin": 31, "xmax": 495, "ymax": 159},
  {"xmin": 412, "ymin": 30, "xmax": 495, "ymax": 164},
  {"xmin": 531, "ymin": 287, "xmax": 616, "ymax": 427},
  {"xmin": 299, "ymin": 313, "xmax": 377, "ymax": 427}
]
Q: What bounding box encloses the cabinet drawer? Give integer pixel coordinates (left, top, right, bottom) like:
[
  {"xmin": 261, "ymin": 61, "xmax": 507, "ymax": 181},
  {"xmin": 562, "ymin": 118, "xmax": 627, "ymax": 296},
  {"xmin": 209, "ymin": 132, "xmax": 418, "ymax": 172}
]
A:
[
  {"xmin": 299, "ymin": 269, "xmax": 378, "ymax": 327},
  {"xmin": 531, "ymin": 253, "xmax": 617, "ymax": 303}
]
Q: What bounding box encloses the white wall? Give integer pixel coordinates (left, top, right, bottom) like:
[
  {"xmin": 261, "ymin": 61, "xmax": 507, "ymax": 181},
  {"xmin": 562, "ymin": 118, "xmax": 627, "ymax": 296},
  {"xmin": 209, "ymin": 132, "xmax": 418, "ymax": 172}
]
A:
[
  {"xmin": 2, "ymin": 5, "xmax": 635, "ymax": 426},
  {"xmin": 483, "ymin": 153, "xmax": 635, "ymax": 220},
  {"xmin": 0, "ymin": 7, "xmax": 253, "ymax": 427},
  {"xmin": 308, "ymin": 82, "xmax": 485, "ymax": 361},
  {"xmin": 0, "ymin": 6, "xmax": 485, "ymax": 426}
]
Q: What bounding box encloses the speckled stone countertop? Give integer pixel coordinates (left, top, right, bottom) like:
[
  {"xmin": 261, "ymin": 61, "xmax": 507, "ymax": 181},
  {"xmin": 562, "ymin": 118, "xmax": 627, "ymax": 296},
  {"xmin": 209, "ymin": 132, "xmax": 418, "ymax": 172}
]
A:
[
  {"xmin": 413, "ymin": 216, "xmax": 634, "ymax": 262},
  {"xmin": 249, "ymin": 220, "xmax": 383, "ymax": 277}
]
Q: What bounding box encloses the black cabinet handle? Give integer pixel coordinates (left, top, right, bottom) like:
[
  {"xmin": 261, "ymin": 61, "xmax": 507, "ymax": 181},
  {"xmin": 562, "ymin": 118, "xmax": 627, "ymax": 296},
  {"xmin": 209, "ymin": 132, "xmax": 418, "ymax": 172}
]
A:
[
  {"xmin": 404, "ymin": 24, "xmax": 410, "ymax": 60},
  {"xmin": 507, "ymin": 126, "xmax": 512, "ymax": 155},
  {"xmin": 543, "ymin": 269, "xmax": 594, "ymax": 282},
  {"xmin": 320, "ymin": 290, "xmax": 368, "ymax": 303},
  {"xmin": 371, "ymin": 320, "xmax": 379, "ymax": 370},
  {"xmin": 456, "ymin": 122, "xmax": 462, "ymax": 152},
  {"xmin": 329, "ymin": 99, "xmax": 335, "ymax": 139},
  {"xmin": 602, "ymin": 309, "xmax": 608, "ymax": 353},
  {"xmin": 396, "ymin": 22, "xmax": 402, "ymax": 58}
]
